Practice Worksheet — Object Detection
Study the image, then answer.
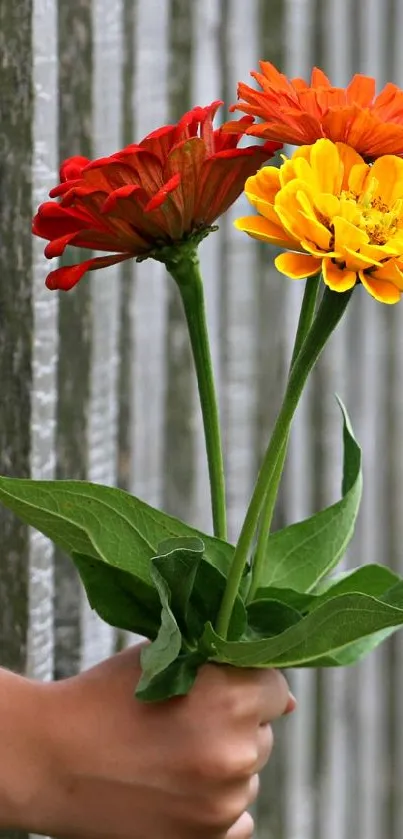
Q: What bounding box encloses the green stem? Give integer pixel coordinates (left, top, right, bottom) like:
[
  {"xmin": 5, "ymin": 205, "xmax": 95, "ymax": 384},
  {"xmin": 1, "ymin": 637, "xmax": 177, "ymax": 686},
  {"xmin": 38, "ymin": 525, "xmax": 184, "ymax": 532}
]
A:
[
  {"xmin": 216, "ymin": 285, "xmax": 353, "ymax": 636},
  {"xmin": 246, "ymin": 274, "xmax": 321, "ymax": 603},
  {"xmin": 167, "ymin": 250, "xmax": 227, "ymax": 541}
]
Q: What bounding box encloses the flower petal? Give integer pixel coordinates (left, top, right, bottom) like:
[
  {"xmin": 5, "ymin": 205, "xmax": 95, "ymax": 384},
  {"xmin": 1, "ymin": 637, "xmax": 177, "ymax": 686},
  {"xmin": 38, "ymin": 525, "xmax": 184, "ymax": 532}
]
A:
[
  {"xmin": 45, "ymin": 254, "xmax": 132, "ymax": 291},
  {"xmin": 322, "ymin": 258, "xmax": 357, "ymax": 291},
  {"xmin": 359, "ymin": 271, "xmax": 402, "ymax": 303},
  {"xmin": 234, "ymin": 215, "xmax": 299, "ymax": 249},
  {"xmin": 274, "ymin": 252, "xmax": 321, "ymax": 279}
]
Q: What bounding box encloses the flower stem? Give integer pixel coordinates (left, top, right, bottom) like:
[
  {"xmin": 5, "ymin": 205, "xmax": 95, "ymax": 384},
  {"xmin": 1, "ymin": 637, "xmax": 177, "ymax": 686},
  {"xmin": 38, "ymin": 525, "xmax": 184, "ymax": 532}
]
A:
[
  {"xmin": 246, "ymin": 274, "xmax": 321, "ymax": 603},
  {"xmin": 216, "ymin": 285, "xmax": 353, "ymax": 637},
  {"xmin": 167, "ymin": 249, "xmax": 227, "ymax": 541}
]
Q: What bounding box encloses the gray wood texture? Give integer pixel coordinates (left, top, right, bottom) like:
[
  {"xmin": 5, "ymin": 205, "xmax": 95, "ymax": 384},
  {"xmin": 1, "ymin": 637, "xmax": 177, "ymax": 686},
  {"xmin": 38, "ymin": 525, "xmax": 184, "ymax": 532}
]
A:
[{"xmin": 0, "ymin": 1, "xmax": 403, "ymax": 837}]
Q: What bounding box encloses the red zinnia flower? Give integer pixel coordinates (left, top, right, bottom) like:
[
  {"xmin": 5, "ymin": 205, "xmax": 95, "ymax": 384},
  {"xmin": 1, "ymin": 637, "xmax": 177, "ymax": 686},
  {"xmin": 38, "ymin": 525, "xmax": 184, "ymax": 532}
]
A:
[
  {"xmin": 33, "ymin": 102, "xmax": 280, "ymax": 290},
  {"xmin": 228, "ymin": 62, "xmax": 403, "ymax": 160}
]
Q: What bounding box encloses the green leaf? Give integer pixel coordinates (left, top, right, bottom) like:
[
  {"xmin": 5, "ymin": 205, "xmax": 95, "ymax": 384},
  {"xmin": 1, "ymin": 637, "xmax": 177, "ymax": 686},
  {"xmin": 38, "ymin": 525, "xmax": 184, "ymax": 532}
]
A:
[
  {"xmin": 306, "ymin": 627, "xmax": 398, "ymax": 666},
  {"xmin": 135, "ymin": 564, "xmax": 183, "ymax": 700},
  {"xmin": 0, "ymin": 477, "xmax": 233, "ymax": 588},
  {"xmin": 135, "ymin": 652, "xmax": 204, "ymax": 702},
  {"xmin": 152, "ymin": 538, "xmax": 204, "ymax": 638},
  {"xmin": 188, "ymin": 558, "xmax": 247, "ymax": 642},
  {"xmin": 246, "ymin": 599, "xmax": 302, "ymax": 638},
  {"xmin": 308, "ymin": 564, "xmax": 400, "ymax": 606},
  {"xmin": 72, "ymin": 552, "xmax": 160, "ymax": 637},
  {"xmin": 259, "ymin": 399, "xmax": 362, "ymax": 592},
  {"xmin": 202, "ymin": 590, "xmax": 403, "ymax": 668},
  {"xmin": 253, "ymin": 565, "xmax": 400, "ymax": 619}
]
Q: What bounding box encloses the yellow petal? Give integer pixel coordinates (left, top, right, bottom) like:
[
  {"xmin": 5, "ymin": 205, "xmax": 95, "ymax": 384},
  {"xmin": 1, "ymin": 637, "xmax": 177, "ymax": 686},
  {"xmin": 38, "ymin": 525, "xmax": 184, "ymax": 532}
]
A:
[
  {"xmin": 335, "ymin": 143, "xmax": 365, "ymax": 190},
  {"xmin": 359, "ymin": 271, "xmax": 402, "ymax": 304},
  {"xmin": 300, "ymin": 239, "xmax": 339, "ymax": 258},
  {"xmin": 245, "ymin": 193, "xmax": 279, "ymax": 225},
  {"xmin": 275, "ymin": 251, "xmax": 321, "ymax": 279},
  {"xmin": 314, "ymin": 193, "xmax": 340, "ymax": 220},
  {"xmin": 234, "ymin": 215, "xmax": 298, "ymax": 249},
  {"xmin": 322, "ymin": 258, "xmax": 357, "ymax": 292},
  {"xmin": 246, "ymin": 166, "xmax": 281, "ymax": 203},
  {"xmin": 343, "ymin": 247, "xmax": 381, "ymax": 271},
  {"xmin": 348, "ymin": 163, "xmax": 370, "ymax": 196},
  {"xmin": 309, "ymin": 138, "xmax": 343, "ymax": 194},
  {"xmin": 360, "ymin": 243, "xmax": 400, "ymax": 261},
  {"xmin": 333, "ymin": 216, "xmax": 368, "ymax": 253},
  {"xmin": 370, "ymin": 259, "xmax": 403, "ymax": 289},
  {"xmin": 370, "ymin": 155, "xmax": 403, "ymax": 205}
]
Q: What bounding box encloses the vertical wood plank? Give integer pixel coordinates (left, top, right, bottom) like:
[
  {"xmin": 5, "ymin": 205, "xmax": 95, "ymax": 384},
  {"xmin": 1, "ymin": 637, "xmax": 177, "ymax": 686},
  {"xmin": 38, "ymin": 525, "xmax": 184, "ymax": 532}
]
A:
[
  {"xmin": 79, "ymin": 0, "xmax": 124, "ymax": 670},
  {"xmin": 220, "ymin": 0, "xmax": 261, "ymax": 543},
  {"xmin": 385, "ymin": 10, "xmax": 403, "ymax": 837},
  {"xmin": 281, "ymin": 4, "xmax": 316, "ymax": 838},
  {"xmin": 0, "ymin": 1, "xmax": 34, "ymax": 686},
  {"xmin": 130, "ymin": 0, "xmax": 169, "ymax": 509},
  {"xmin": 54, "ymin": 0, "xmax": 93, "ymax": 678},
  {"xmin": 161, "ymin": 0, "xmax": 196, "ymax": 527},
  {"xmin": 308, "ymin": 5, "xmax": 353, "ymax": 838},
  {"xmin": 28, "ymin": 0, "xmax": 58, "ymax": 684},
  {"xmin": 191, "ymin": 0, "xmax": 222, "ymax": 534},
  {"xmin": 350, "ymin": 5, "xmax": 389, "ymax": 835}
]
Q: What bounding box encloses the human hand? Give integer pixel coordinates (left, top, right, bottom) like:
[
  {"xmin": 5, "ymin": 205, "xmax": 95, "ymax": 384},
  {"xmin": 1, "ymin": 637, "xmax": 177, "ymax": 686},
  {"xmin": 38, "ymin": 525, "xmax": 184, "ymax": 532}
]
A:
[{"xmin": 4, "ymin": 643, "xmax": 295, "ymax": 839}]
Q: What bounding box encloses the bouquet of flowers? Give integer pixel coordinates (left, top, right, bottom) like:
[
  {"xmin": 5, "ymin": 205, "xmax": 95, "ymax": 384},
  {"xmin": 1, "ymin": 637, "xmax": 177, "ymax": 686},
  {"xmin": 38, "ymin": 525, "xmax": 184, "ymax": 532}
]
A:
[{"xmin": 2, "ymin": 63, "xmax": 403, "ymax": 701}]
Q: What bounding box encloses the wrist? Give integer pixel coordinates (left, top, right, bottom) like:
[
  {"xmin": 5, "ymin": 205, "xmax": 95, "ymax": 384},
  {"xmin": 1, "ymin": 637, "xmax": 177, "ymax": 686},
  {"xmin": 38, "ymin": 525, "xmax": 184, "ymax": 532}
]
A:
[{"xmin": 0, "ymin": 669, "xmax": 56, "ymax": 831}]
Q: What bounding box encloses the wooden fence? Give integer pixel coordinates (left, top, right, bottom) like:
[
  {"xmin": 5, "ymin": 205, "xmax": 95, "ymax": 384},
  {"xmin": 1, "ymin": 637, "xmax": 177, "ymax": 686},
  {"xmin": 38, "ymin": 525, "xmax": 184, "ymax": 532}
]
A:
[{"xmin": 0, "ymin": 1, "xmax": 402, "ymax": 837}]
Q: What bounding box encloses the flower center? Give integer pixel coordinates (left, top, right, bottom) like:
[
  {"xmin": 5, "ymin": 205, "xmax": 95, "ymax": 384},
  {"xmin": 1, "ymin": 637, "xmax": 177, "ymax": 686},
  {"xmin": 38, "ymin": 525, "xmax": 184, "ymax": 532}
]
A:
[{"xmin": 338, "ymin": 181, "xmax": 400, "ymax": 245}]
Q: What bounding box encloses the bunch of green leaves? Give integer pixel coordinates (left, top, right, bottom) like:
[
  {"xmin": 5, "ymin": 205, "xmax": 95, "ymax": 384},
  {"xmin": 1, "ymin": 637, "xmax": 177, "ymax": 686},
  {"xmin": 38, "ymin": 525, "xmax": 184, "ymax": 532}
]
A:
[{"xmin": 1, "ymin": 403, "xmax": 403, "ymax": 701}]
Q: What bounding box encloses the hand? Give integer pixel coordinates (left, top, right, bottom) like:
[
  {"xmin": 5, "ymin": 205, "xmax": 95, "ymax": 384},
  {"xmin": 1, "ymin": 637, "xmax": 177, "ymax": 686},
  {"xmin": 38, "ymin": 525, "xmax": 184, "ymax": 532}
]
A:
[{"xmin": 3, "ymin": 643, "xmax": 295, "ymax": 839}]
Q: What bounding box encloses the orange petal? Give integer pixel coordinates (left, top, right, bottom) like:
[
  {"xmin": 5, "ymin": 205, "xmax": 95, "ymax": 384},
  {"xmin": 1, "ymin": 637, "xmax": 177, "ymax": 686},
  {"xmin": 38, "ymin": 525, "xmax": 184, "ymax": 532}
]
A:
[
  {"xmin": 333, "ymin": 216, "xmax": 368, "ymax": 253},
  {"xmin": 359, "ymin": 271, "xmax": 402, "ymax": 304},
  {"xmin": 275, "ymin": 251, "xmax": 321, "ymax": 279},
  {"xmin": 234, "ymin": 215, "xmax": 299, "ymax": 249},
  {"xmin": 370, "ymin": 155, "xmax": 403, "ymax": 205},
  {"xmin": 370, "ymin": 259, "xmax": 403, "ymax": 289},
  {"xmin": 309, "ymin": 138, "xmax": 342, "ymax": 194},
  {"xmin": 322, "ymin": 258, "xmax": 357, "ymax": 292}
]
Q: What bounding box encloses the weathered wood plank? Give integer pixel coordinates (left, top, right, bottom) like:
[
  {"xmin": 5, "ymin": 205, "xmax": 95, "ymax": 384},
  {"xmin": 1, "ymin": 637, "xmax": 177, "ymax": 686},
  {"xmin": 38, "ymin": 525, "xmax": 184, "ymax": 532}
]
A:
[
  {"xmin": 0, "ymin": 0, "xmax": 33, "ymax": 685},
  {"xmin": 53, "ymin": 0, "xmax": 93, "ymax": 679},
  {"xmin": 79, "ymin": 0, "xmax": 124, "ymax": 670},
  {"xmin": 161, "ymin": 0, "xmax": 196, "ymax": 528},
  {"xmin": 220, "ymin": 0, "xmax": 261, "ymax": 543},
  {"xmin": 130, "ymin": 0, "xmax": 169, "ymax": 509},
  {"xmin": 191, "ymin": 0, "xmax": 222, "ymax": 534},
  {"xmin": 28, "ymin": 0, "xmax": 59, "ymax": 684},
  {"xmin": 281, "ymin": 4, "xmax": 316, "ymax": 838}
]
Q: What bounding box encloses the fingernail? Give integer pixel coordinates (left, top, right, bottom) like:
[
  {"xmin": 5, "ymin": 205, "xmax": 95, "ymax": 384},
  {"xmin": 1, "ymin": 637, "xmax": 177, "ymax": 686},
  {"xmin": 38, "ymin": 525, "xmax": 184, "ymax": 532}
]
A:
[{"xmin": 284, "ymin": 692, "xmax": 297, "ymax": 715}]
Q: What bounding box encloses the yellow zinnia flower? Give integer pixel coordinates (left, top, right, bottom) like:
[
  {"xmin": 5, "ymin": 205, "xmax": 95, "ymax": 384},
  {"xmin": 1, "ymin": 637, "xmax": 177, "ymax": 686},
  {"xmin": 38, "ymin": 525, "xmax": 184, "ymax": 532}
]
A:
[{"xmin": 235, "ymin": 137, "xmax": 403, "ymax": 303}]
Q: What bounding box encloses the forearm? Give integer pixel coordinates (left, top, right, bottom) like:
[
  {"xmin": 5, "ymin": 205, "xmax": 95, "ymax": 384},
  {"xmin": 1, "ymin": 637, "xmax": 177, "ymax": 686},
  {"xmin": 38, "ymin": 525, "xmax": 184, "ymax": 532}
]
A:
[{"xmin": 0, "ymin": 668, "xmax": 51, "ymax": 830}]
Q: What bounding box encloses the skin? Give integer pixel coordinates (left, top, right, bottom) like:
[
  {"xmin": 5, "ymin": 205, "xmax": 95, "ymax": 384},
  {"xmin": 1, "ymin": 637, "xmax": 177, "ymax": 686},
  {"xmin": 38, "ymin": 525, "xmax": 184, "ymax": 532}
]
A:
[{"xmin": 0, "ymin": 642, "xmax": 295, "ymax": 839}]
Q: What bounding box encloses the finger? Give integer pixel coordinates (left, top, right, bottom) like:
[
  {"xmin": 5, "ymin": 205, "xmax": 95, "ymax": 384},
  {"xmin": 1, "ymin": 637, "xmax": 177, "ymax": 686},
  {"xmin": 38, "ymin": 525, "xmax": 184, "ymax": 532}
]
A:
[
  {"xmin": 256, "ymin": 723, "xmax": 274, "ymax": 773},
  {"xmin": 247, "ymin": 773, "xmax": 260, "ymax": 806},
  {"xmin": 225, "ymin": 811, "xmax": 255, "ymax": 839},
  {"xmin": 257, "ymin": 669, "xmax": 291, "ymax": 723}
]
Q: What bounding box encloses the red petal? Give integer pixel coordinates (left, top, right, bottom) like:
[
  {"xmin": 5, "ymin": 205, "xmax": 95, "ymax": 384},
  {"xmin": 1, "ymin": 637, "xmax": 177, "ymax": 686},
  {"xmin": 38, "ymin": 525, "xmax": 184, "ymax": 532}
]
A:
[
  {"xmin": 162, "ymin": 138, "xmax": 206, "ymax": 235},
  {"xmin": 60, "ymin": 155, "xmax": 90, "ymax": 182},
  {"xmin": 145, "ymin": 172, "xmax": 181, "ymax": 212},
  {"xmin": 101, "ymin": 184, "xmax": 145, "ymax": 214},
  {"xmin": 45, "ymin": 254, "xmax": 132, "ymax": 291}
]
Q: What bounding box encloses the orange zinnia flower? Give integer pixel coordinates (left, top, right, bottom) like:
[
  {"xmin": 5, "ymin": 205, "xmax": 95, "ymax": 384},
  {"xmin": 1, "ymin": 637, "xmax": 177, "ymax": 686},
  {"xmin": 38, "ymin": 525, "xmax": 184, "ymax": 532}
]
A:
[
  {"xmin": 235, "ymin": 138, "xmax": 403, "ymax": 304},
  {"xmin": 228, "ymin": 62, "xmax": 403, "ymax": 160},
  {"xmin": 33, "ymin": 102, "xmax": 280, "ymax": 291}
]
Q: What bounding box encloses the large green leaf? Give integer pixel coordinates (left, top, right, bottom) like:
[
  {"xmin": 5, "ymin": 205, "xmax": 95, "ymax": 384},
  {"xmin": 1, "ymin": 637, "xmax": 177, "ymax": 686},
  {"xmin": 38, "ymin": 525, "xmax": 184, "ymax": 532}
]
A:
[
  {"xmin": 72, "ymin": 552, "xmax": 160, "ymax": 638},
  {"xmin": 259, "ymin": 400, "xmax": 362, "ymax": 593},
  {"xmin": 202, "ymin": 589, "xmax": 403, "ymax": 668},
  {"xmin": 253, "ymin": 565, "xmax": 400, "ymax": 618},
  {"xmin": 135, "ymin": 564, "xmax": 184, "ymax": 700},
  {"xmin": 0, "ymin": 477, "xmax": 233, "ymax": 587}
]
